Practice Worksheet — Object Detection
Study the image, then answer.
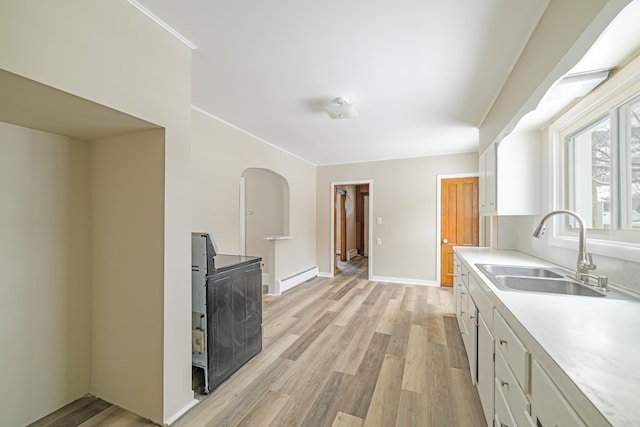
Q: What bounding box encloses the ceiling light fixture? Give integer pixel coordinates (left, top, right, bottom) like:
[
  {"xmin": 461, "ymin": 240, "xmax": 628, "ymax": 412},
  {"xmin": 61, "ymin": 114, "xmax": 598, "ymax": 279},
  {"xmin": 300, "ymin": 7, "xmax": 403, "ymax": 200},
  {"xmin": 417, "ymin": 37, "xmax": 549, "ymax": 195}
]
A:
[{"xmin": 324, "ymin": 97, "xmax": 358, "ymax": 119}]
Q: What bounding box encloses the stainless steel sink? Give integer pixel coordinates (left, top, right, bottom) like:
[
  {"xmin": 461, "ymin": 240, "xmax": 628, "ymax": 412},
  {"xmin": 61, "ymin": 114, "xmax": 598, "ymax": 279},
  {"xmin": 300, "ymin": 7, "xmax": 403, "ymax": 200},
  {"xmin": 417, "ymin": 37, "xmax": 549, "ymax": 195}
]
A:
[
  {"xmin": 478, "ymin": 264, "xmax": 564, "ymax": 278},
  {"xmin": 475, "ymin": 263, "xmax": 638, "ymax": 300},
  {"xmin": 475, "ymin": 264, "xmax": 605, "ymax": 297},
  {"xmin": 496, "ymin": 276, "xmax": 605, "ymax": 297}
]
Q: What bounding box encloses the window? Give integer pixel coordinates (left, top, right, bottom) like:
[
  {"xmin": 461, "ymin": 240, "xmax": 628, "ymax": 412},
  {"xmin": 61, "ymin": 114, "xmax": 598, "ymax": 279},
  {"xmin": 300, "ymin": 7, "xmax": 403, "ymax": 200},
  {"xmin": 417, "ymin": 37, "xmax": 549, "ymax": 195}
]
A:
[
  {"xmin": 620, "ymin": 96, "xmax": 640, "ymax": 230},
  {"xmin": 561, "ymin": 93, "xmax": 640, "ymax": 242},
  {"xmin": 567, "ymin": 117, "xmax": 611, "ymax": 229}
]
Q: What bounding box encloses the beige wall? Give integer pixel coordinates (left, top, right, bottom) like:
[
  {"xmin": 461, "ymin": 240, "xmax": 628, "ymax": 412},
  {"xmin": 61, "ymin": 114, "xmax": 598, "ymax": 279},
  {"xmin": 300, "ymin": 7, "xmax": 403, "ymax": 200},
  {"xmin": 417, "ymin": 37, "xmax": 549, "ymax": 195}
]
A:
[
  {"xmin": 479, "ymin": 0, "xmax": 629, "ymax": 151},
  {"xmin": 0, "ymin": 1, "xmax": 193, "ymax": 423},
  {"xmin": 244, "ymin": 168, "xmax": 288, "ymax": 271},
  {"xmin": 90, "ymin": 130, "xmax": 165, "ymax": 419},
  {"xmin": 317, "ymin": 153, "xmax": 478, "ymax": 283},
  {"xmin": 0, "ymin": 123, "xmax": 91, "ymax": 426},
  {"xmin": 191, "ymin": 108, "xmax": 317, "ymax": 284}
]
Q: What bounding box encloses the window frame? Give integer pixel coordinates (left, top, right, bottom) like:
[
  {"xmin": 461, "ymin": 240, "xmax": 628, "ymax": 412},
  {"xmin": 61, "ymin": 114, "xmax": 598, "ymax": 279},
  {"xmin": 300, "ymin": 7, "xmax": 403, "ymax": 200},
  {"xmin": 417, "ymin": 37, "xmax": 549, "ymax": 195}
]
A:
[{"xmin": 548, "ymin": 59, "xmax": 640, "ymax": 263}]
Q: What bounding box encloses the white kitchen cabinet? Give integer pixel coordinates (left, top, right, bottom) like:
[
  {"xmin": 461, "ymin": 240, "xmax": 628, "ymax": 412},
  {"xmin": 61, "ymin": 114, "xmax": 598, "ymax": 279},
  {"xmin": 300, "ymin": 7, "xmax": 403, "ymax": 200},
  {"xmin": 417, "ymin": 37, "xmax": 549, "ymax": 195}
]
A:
[
  {"xmin": 495, "ymin": 347, "xmax": 533, "ymax": 427},
  {"xmin": 494, "ymin": 310, "xmax": 530, "ymax": 392},
  {"xmin": 494, "ymin": 377, "xmax": 518, "ymax": 427},
  {"xmin": 477, "ymin": 313, "xmax": 494, "ymax": 427},
  {"xmin": 479, "ymin": 131, "xmax": 540, "ymax": 216},
  {"xmin": 455, "ymin": 258, "xmax": 469, "ymax": 335},
  {"xmin": 479, "ymin": 142, "xmax": 496, "ymax": 214},
  {"xmin": 454, "ymin": 255, "xmax": 463, "ymax": 324},
  {"xmin": 463, "ymin": 298, "xmax": 478, "ymax": 384},
  {"xmin": 531, "ymin": 361, "xmax": 586, "ymax": 427}
]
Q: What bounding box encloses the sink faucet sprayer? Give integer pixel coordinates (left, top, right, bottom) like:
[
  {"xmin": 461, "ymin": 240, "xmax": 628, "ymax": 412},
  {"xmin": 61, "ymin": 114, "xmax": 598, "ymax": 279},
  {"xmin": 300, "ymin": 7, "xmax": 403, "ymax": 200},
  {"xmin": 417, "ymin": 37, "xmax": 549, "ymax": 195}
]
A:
[{"xmin": 533, "ymin": 210, "xmax": 607, "ymax": 291}]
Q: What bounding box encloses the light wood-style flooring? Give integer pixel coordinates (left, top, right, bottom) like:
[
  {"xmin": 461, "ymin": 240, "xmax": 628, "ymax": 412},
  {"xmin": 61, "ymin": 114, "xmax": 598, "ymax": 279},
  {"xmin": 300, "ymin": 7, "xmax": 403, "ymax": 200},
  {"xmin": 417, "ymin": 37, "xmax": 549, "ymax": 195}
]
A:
[{"xmin": 31, "ymin": 256, "xmax": 485, "ymax": 427}]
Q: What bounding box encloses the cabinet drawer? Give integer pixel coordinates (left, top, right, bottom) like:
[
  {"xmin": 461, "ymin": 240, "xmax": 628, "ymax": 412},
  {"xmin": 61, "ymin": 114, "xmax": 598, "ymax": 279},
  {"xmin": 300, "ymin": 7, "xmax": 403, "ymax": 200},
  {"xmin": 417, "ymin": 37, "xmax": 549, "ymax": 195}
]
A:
[
  {"xmin": 463, "ymin": 298, "xmax": 478, "ymax": 384},
  {"xmin": 531, "ymin": 361, "xmax": 586, "ymax": 427},
  {"xmin": 496, "ymin": 347, "xmax": 532, "ymax": 427},
  {"xmin": 494, "ymin": 377, "xmax": 517, "ymax": 427},
  {"xmin": 461, "ymin": 263, "xmax": 469, "ymax": 287},
  {"xmin": 469, "ymin": 273, "xmax": 493, "ymax": 329},
  {"xmin": 457, "ymin": 291, "xmax": 468, "ymax": 335},
  {"xmin": 494, "ymin": 310, "xmax": 530, "ymax": 392}
]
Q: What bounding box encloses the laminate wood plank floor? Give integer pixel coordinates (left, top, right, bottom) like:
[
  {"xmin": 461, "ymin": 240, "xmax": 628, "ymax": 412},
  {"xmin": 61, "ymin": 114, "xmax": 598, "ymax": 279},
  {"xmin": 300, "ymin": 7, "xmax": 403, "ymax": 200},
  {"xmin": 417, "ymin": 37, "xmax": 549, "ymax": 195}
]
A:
[{"xmin": 31, "ymin": 256, "xmax": 485, "ymax": 427}]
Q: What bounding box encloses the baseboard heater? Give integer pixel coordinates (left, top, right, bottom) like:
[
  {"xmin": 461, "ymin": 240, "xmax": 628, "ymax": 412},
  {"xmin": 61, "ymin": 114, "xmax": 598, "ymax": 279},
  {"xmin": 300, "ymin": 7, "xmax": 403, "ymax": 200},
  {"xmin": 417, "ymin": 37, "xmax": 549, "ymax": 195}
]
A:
[
  {"xmin": 347, "ymin": 249, "xmax": 358, "ymax": 261},
  {"xmin": 277, "ymin": 265, "xmax": 319, "ymax": 293}
]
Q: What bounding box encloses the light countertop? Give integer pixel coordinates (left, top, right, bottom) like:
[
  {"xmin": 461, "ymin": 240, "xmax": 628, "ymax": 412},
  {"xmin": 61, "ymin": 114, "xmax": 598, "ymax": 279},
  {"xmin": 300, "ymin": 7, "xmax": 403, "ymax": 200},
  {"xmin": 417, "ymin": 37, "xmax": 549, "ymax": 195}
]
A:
[{"xmin": 454, "ymin": 247, "xmax": 640, "ymax": 427}]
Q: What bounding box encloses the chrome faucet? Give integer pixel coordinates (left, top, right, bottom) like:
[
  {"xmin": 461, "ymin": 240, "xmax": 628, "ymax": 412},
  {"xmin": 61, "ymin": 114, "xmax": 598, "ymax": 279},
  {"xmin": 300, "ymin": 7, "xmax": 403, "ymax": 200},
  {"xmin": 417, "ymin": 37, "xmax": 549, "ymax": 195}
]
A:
[{"xmin": 532, "ymin": 210, "xmax": 599, "ymax": 285}]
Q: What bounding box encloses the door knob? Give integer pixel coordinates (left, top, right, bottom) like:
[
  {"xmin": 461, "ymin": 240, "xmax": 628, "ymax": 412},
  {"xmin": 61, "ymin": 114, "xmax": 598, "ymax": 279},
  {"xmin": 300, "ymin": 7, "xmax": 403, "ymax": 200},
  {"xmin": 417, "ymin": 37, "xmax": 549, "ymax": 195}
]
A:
[{"xmin": 442, "ymin": 238, "xmax": 448, "ymax": 244}]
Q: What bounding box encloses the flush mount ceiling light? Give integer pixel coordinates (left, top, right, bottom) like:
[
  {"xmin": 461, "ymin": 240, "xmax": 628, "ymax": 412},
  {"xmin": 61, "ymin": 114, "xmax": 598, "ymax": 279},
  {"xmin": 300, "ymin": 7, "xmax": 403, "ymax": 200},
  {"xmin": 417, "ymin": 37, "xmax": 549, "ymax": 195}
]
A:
[{"xmin": 324, "ymin": 97, "xmax": 358, "ymax": 119}]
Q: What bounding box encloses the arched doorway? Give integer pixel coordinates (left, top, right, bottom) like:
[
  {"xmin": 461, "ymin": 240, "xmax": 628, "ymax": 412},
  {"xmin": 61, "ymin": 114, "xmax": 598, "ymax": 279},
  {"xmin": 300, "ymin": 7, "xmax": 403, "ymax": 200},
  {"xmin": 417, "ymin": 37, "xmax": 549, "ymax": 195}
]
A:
[{"xmin": 240, "ymin": 168, "xmax": 290, "ymax": 291}]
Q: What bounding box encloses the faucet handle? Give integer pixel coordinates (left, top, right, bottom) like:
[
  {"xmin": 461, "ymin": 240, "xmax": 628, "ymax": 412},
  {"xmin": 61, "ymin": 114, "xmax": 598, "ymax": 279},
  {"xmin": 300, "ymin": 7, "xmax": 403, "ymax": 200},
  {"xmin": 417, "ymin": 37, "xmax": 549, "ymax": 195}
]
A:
[{"xmin": 586, "ymin": 253, "xmax": 597, "ymax": 270}]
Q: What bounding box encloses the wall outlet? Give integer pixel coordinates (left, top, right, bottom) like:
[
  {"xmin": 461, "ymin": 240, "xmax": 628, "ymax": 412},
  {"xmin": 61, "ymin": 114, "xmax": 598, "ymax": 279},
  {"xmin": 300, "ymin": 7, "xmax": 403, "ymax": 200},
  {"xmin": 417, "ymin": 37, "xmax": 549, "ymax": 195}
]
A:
[
  {"xmin": 376, "ymin": 238, "xmax": 382, "ymax": 245},
  {"xmin": 377, "ymin": 217, "xmax": 382, "ymax": 225}
]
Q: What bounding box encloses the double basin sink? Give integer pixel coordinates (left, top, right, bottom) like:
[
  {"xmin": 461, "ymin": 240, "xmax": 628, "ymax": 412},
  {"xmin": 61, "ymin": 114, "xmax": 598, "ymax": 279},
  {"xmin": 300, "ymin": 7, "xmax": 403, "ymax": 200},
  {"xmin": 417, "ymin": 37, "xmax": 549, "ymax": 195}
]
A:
[{"xmin": 476, "ymin": 264, "xmax": 607, "ymax": 297}]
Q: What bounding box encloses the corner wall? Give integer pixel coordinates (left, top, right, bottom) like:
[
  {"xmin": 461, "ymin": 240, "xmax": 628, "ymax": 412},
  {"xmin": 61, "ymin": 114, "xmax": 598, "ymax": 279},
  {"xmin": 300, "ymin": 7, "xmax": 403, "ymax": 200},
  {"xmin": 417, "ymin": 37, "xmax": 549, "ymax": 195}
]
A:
[
  {"xmin": 0, "ymin": 123, "xmax": 91, "ymax": 426},
  {"xmin": 90, "ymin": 130, "xmax": 165, "ymax": 419}
]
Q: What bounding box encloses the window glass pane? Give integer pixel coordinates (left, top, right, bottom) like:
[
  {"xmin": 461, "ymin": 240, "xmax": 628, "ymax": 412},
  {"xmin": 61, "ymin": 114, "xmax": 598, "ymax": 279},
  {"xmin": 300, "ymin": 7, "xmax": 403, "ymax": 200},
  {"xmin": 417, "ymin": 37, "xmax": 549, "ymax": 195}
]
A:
[
  {"xmin": 569, "ymin": 118, "xmax": 611, "ymax": 229},
  {"xmin": 624, "ymin": 97, "xmax": 640, "ymax": 229}
]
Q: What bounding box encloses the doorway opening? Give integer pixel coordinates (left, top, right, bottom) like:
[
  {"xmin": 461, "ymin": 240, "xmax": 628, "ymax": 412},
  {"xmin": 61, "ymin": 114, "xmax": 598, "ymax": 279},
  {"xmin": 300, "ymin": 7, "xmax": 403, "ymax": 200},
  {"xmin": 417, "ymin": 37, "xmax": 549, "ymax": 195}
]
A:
[
  {"xmin": 331, "ymin": 180, "xmax": 373, "ymax": 279},
  {"xmin": 240, "ymin": 168, "xmax": 290, "ymax": 293}
]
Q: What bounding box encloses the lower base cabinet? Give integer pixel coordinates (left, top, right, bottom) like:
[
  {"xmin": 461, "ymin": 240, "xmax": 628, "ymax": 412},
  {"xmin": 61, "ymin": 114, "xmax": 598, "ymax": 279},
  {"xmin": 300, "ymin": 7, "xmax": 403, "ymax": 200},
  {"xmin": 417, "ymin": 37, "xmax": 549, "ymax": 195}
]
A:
[
  {"xmin": 477, "ymin": 314, "xmax": 494, "ymax": 427},
  {"xmin": 531, "ymin": 361, "xmax": 586, "ymax": 427}
]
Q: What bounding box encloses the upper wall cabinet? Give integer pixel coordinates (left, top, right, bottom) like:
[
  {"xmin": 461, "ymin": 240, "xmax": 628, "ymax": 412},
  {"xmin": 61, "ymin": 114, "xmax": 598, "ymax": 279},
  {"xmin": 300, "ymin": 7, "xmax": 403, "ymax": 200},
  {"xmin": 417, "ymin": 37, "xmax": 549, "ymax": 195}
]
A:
[{"xmin": 479, "ymin": 132, "xmax": 540, "ymax": 216}]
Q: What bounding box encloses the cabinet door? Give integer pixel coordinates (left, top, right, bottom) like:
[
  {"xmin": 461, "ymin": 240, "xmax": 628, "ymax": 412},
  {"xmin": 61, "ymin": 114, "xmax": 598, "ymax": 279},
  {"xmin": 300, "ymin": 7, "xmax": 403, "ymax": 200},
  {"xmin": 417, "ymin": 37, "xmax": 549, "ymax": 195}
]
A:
[
  {"xmin": 531, "ymin": 361, "xmax": 586, "ymax": 427},
  {"xmin": 479, "ymin": 150, "xmax": 487, "ymax": 212},
  {"xmin": 479, "ymin": 143, "xmax": 497, "ymax": 214},
  {"xmin": 477, "ymin": 313, "xmax": 494, "ymax": 427},
  {"xmin": 464, "ymin": 299, "xmax": 478, "ymax": 384},
  {"xmin": 457, "ymin": 289, "xmax": 468, "ymax": 336},
  {"xmin": 485, "ymin": 143, "xmax": 496, "ymax": 213}
]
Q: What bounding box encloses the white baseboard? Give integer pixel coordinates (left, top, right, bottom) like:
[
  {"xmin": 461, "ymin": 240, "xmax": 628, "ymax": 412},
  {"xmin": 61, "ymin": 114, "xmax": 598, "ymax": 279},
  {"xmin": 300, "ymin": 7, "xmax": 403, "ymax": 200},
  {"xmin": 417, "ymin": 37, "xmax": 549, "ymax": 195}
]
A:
[
  {"xmin": 317, "ymin": 272, "xmax": 436, "ymax": 287},
  {"xmin": 164, "ymin": 398, "xmax": 199, "ymax": 425},
  {"xmin": 369, "ymin": 275, "xmax": 438, "ymax": 287},
  {"xmin": 277, "ymin": 265, "xmax": 319, "ymax": 293}
]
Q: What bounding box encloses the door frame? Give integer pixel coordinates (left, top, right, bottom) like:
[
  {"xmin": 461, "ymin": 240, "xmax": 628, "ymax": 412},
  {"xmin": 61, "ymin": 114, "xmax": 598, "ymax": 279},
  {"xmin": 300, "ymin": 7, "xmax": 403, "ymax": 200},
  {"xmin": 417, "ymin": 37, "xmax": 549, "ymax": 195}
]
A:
[
  {"xmin": 436, "ymin": 173, "xmax": 479, "ymax": 286},
  {"xmin": 330, "ymin": 180, "xmax": 373, "ymax": 279}
]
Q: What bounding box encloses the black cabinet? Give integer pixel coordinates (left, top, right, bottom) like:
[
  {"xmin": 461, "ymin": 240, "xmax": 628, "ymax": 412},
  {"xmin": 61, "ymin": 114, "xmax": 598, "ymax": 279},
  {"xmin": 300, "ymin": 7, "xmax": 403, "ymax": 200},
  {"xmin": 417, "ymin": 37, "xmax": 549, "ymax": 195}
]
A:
[{"xmin": 206, "ymin": 259, "xmax": 262, "ymax": 390}]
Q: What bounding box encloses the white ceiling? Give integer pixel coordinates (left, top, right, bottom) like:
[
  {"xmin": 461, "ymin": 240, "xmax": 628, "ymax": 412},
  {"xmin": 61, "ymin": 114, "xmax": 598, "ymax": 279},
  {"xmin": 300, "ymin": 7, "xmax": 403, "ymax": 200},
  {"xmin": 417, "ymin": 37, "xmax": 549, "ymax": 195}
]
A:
[{"xmin": 135, "ymin": 0, "xmax": 551, "ymax": 165}]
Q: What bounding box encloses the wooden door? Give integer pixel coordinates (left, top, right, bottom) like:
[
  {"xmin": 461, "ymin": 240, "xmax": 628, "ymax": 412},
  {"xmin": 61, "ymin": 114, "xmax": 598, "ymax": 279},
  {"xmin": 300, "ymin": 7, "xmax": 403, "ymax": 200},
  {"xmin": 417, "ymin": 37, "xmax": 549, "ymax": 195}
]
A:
[{"xmin": 441, "ymin": 177, "xmax": 479, "ymax": 286}]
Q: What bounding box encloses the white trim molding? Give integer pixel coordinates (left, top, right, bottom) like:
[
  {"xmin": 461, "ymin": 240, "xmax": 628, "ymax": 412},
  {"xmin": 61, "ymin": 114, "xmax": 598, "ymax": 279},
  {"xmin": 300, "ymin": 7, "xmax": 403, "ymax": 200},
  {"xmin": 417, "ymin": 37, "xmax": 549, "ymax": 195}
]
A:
[{"xmin": 369, "ymin": 276, "xmax": 438, "ymax": 287}]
